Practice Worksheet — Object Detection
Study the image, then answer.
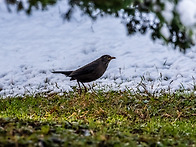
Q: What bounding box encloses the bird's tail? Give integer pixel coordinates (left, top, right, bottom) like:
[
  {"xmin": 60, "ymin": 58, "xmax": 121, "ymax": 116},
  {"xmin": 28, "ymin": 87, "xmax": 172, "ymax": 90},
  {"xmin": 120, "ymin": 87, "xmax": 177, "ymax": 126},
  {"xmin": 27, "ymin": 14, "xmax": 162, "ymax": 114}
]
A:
[{"xmin": 52, "ymin": 71, "xmax": 73, "ymax": 76}]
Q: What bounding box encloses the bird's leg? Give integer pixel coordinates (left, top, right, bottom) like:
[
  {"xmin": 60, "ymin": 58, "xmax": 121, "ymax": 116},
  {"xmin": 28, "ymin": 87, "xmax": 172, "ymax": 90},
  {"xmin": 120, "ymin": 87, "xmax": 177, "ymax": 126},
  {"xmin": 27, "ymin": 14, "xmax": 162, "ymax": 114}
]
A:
[
  {"xmin": 77, "ymin": 81, "xmax": 82, "ymax": 94},
  {"xmin": 81, "ymin": 82, "xmax": 87, "ymax": 93}
]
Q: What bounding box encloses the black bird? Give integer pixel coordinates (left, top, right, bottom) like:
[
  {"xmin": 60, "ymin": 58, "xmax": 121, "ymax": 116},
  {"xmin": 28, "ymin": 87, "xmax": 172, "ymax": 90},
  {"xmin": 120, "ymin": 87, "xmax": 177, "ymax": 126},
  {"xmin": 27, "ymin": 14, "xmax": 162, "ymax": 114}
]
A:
[{"xmin": 52, "ymin": 55, "xmax": 116, "ymax": 92}]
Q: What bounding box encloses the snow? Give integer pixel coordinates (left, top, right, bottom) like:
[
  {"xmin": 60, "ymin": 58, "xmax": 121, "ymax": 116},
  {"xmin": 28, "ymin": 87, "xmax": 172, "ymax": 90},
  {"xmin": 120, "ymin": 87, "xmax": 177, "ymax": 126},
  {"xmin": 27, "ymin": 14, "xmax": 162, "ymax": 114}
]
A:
[
  {"xmin": 0, "ymin": 1, "xmax": 196, "ymax": 97},
  {"xmin": 161, "ymin": 1, "xmax": 174, "ymax": 24},
  {"xmin": 177, "ymin": 0, "xmax": 196, "ymax": 27},
  {"xmin": 160, "ymin": 24, "xmax": 170, "ymax": 39}
]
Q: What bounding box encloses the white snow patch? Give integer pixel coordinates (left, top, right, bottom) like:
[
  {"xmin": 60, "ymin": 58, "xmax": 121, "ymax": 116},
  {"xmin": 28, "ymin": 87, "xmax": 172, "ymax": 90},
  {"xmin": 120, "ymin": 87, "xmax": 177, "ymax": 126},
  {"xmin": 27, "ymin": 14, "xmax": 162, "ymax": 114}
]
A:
[
  {"xmin": 160, "ymin": 24, "xmax": 170, "ymax": 39},
  {"xmin": 177, "ymin": 0, "xmax": 196, "ymax": 27},
  {"xmin": 162, "ymin": 1, "xmax": 174, "ymax": 24}
]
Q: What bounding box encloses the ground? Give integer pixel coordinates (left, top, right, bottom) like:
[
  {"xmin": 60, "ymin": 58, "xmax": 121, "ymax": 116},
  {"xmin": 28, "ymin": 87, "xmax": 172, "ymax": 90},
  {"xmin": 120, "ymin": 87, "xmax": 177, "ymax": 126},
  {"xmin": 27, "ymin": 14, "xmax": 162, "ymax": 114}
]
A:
[{"xmin": 0, "ymin": 89, "xmax": 195, "ymax": 146}]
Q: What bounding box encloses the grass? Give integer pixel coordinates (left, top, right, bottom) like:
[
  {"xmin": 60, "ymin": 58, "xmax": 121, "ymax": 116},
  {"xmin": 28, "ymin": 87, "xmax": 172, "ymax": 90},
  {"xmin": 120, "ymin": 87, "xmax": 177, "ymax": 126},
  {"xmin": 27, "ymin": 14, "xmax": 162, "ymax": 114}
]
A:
[{"xmin": 0, "ymin": 88, "xmax": 195, "ymax": 147}]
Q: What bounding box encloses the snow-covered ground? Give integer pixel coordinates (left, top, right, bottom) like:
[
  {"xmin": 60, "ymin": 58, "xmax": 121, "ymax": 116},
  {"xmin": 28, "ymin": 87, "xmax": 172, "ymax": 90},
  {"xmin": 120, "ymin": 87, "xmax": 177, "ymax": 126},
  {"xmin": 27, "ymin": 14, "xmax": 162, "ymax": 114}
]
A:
[{"xmin": 0, "ymin": 1, "xmax": 196, "ymax": 97}]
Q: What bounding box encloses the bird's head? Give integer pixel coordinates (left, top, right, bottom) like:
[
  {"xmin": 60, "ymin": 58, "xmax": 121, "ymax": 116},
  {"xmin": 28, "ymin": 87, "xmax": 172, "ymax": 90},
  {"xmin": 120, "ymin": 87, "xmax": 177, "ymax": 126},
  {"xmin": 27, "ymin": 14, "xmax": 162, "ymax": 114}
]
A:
[{"xmin": 101, "ymin": 55, "xmax": 116, "ymax": 65}]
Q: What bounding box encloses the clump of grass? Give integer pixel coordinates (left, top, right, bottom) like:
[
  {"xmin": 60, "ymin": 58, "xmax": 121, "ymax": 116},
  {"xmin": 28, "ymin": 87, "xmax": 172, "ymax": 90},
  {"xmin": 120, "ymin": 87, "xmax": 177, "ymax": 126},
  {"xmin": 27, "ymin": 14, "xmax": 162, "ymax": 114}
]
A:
[{"xmin": 0, "ymin": 89, "xmax": 195, "ymax": 146}]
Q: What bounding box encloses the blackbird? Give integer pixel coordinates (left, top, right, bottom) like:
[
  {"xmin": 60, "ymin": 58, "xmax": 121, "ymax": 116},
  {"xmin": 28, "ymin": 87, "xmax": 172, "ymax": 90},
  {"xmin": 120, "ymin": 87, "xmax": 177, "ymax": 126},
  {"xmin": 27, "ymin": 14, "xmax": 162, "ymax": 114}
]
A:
[{"xmin": 52, "ymin": 55, "xmax": 116, "ymax": 92}]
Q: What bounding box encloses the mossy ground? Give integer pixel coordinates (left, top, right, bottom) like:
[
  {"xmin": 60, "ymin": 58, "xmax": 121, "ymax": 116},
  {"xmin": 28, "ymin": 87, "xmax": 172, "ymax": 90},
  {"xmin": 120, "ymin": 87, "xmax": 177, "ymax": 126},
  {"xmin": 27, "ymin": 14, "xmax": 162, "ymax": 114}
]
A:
[{"xmin": 0, "ymin": 89, "xmax": 195, "ymax": 147}]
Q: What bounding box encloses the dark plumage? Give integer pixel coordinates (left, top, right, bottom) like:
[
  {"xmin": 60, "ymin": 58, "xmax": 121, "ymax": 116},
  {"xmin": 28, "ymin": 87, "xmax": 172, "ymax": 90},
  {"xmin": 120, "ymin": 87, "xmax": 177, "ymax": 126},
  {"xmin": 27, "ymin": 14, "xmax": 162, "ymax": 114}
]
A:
[{"xmin": 52, "ymin": 55, "xmax": 116, "ymax": 92}]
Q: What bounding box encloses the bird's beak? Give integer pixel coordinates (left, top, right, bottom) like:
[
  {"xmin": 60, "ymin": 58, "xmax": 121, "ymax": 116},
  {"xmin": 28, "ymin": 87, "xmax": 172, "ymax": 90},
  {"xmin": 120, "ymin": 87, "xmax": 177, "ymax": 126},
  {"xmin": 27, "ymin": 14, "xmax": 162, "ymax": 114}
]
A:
[{"xmin": 110, "ymin": 56, "xmax": 116, "ymax": 60}]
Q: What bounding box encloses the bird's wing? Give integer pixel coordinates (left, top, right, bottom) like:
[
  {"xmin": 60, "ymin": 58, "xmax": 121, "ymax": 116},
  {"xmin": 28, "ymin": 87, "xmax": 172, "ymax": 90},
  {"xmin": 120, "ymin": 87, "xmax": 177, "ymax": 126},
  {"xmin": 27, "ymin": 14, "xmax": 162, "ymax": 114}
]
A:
[{"xmin": 69, "ymin": 61, "xmax": 99, "ymax": 77}]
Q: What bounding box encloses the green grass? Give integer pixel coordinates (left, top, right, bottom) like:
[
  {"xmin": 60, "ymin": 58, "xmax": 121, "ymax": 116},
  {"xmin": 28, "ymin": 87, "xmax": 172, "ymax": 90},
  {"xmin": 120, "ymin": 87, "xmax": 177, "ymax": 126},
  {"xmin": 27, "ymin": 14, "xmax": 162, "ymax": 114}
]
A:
[{"xmin": 0, "ymin": 89, "xmax": 195, "ymax": 146}]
